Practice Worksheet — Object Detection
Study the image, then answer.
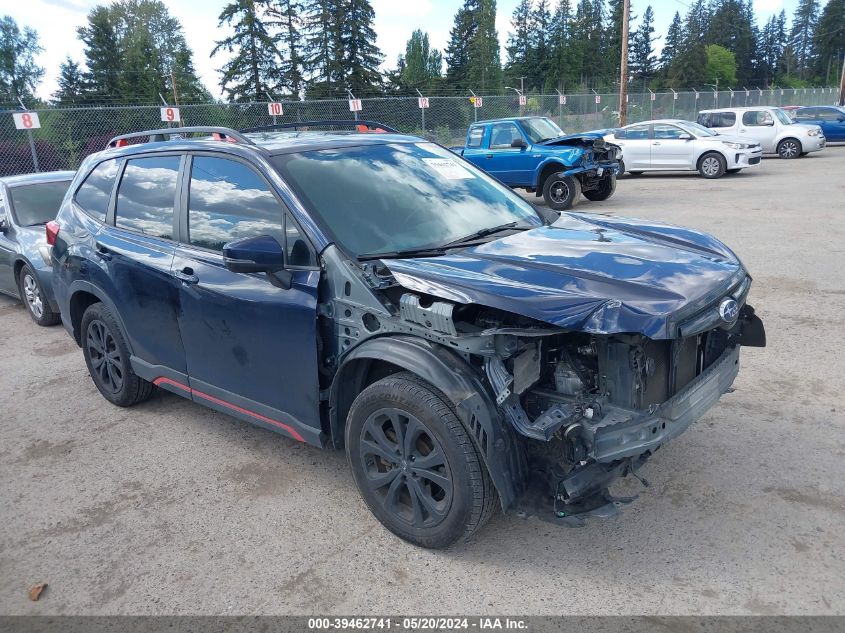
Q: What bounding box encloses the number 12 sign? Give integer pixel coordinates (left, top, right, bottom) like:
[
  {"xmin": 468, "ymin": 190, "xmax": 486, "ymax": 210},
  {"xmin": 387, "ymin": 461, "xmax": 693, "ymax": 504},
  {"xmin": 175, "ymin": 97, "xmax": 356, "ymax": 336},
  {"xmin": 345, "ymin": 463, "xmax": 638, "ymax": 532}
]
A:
[
  {"xmin": 13, "ymin": 112, "xmax": 41, "ymax": 129},
  {"xmin": 160, "ymin": 107, "xmax": 180, "ymax": 122}
]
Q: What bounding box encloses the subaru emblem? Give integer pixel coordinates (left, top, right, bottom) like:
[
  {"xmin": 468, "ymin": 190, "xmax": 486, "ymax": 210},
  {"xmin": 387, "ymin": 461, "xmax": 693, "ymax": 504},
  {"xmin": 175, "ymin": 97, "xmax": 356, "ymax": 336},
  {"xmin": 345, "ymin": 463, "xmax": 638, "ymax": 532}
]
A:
[{"xmin": 719, "ymin": 298, "xmax": 739, "ymax": 323}]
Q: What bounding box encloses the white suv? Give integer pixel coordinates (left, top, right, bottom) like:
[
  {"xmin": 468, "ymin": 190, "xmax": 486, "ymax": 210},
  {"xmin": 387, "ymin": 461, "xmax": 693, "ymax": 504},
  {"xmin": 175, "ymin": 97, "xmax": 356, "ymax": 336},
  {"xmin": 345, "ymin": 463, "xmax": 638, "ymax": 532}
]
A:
[{"xmin": 697, "ymin": 106, "xmax": 825, "ymax": 159}]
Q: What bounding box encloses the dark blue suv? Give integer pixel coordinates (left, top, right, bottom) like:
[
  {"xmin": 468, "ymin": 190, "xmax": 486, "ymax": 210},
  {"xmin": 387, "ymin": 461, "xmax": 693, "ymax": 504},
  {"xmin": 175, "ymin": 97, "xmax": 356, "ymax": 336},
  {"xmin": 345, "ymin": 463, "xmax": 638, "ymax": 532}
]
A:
[{"xmin": 52, "ymin": 123, "xmax": 765, "ymax": 548}]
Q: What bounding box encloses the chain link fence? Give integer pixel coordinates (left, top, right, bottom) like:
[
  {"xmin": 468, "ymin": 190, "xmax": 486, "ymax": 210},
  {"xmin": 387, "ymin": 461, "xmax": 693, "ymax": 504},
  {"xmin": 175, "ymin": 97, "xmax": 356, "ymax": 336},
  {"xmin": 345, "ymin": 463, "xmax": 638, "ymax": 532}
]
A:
[{"xmin": 1, "ymin": 87, "xmax": 839, "ymax": 176}]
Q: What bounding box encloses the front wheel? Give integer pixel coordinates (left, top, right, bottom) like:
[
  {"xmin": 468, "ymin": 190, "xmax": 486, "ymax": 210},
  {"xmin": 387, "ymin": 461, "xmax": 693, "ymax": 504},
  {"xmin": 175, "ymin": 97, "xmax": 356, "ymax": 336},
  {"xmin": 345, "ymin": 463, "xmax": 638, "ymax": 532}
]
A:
[
  {"xmin": 346, "ymin": 372, "xmax": 497, "ymax": 548},
  {"xmin": 777, "ymin": 138, "xmax": 802, "ymax": 159},
  {"xmin": 18, "ymin": 265, "xmax": 60, "ymax": 326},
  {"xmin": 698, "ymin": 152, "xmax": 727, "ymax": 178},
  {"xmin": 583, "ymin": 174, "xmax": 617, "ymax": 201},
  {"xmin": 542, "ymin": 173, "xmax": 581, "ymax": 210},
  {"xmin": 617, "ymin": 159, "xmax": 626, "ymax": 175}
]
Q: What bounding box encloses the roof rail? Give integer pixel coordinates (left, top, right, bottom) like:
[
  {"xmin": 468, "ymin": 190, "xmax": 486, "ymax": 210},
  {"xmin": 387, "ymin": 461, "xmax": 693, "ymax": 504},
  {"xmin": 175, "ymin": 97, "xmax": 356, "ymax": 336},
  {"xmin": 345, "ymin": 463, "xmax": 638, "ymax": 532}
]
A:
[
  {"xmin": 107, "ymin": 126, "xmax": 256, "ymax": 148},
  {"xmin": 240, "ymin": 120, "xmax": 400, "ymax": 134}
]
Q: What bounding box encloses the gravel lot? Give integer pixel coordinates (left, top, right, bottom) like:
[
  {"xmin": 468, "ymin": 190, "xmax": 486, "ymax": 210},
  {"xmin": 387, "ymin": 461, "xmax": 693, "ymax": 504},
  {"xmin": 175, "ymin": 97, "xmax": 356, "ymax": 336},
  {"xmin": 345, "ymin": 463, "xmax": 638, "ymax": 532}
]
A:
[{"xmin": 1, "ymin": 148, "xmax": 844, "ymax": 616}]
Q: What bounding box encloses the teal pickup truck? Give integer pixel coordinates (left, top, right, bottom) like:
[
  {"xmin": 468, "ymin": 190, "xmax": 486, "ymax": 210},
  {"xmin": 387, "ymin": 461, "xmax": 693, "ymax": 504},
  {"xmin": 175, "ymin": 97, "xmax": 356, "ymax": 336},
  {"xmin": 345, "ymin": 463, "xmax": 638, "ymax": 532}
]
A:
[{"xmin": 453, "ymin": 116, "xmax": 621, "ymax": 210}]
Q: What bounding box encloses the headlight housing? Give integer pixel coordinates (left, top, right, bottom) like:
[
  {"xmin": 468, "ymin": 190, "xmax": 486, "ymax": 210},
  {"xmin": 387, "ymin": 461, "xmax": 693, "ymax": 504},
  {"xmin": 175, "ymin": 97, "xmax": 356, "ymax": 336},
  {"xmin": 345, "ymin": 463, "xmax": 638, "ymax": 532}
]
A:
[
  {"xmin": 722, "ymin": 141, "xmax": 749, "ymax": 149},
  {"xmin": 806, "ymin": 128, "xmax": 820, "ymax": 137}
]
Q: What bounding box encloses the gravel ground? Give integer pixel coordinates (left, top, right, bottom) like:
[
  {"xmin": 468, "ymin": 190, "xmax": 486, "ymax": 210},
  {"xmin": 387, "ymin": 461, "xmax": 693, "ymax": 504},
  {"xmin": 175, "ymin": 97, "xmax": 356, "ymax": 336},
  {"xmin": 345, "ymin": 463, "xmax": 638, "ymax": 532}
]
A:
[{"xmin": 1, "ymin": 147, "xmax": 843, "ymax": 616}]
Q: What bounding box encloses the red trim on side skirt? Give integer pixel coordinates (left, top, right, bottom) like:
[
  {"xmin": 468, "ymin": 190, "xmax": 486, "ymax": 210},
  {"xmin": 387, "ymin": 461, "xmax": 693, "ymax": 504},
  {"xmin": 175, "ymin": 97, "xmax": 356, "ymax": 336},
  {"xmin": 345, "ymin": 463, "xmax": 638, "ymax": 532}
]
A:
[{"xmin": 153, "ymin": 377, "xmax": 305, "ymax": 442}]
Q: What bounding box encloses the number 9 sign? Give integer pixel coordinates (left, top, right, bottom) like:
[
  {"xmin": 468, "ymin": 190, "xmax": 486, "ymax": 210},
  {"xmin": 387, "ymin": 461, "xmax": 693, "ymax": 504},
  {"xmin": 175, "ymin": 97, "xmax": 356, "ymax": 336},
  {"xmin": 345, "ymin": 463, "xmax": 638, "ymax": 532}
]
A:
[
  {"xmin": 13, "ymin": 112, "xmax": 41, "ymax": 130},
  {"xmin": 160, "ymin": 107, "xmax": 180, "ymax": 122}
]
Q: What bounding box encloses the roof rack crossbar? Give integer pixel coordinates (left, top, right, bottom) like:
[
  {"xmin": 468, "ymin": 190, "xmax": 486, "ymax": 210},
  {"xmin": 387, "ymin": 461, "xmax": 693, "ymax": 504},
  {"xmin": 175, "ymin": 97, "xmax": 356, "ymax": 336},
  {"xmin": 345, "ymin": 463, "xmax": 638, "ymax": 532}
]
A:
[
  {"xmin": 107, "ymin": 126, "xmax": 257, "ymax": 148},
  {"xmin": 240, "ymin": 120, "xmax": 400, "ymax": 134}
]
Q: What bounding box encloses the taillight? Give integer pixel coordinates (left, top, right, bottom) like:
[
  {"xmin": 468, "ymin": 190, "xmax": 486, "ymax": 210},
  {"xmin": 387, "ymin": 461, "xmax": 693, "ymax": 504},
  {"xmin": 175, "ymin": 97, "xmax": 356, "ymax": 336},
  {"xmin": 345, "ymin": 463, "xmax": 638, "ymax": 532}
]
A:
[{"xmin": 46, "ymin": 221, "xmax": 60, "ymax": 246}]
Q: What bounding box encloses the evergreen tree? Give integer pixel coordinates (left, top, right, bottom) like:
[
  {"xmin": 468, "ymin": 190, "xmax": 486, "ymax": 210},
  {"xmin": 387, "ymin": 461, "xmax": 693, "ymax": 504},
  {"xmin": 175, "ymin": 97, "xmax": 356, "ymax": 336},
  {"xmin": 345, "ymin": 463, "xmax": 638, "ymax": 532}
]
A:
[
  {"xmin": 467, "ymin": 0, "xmax": 502, "ymax": 91},
  {"xmin": 604, "ymin": 0, "xmax": 632, "ymax": 89},
  {"xmin": 789, "ymin": 0, "xmax": 821, "ymax": 79},
  {"xmin": 530, "ymin": 0, "xmax": 552, "ymax": 90},
  {"xmin": 546, "ymin": 0, "xmax": 574, "ymax": 90},
  {"xmin": 52, "ymin": 57, "xmax": 86, "ymax": 105},
  {"xmin": 630, "ymin": 6, "xmax": 657, "ymax": 83},
  {"xmin": 567, "ymin": 0, "xmax": 604, "ymax": 88},
  {"xmin": 0, "ymin": 15, "xmax": 43, "ymax": 104},
  {"xmin": 668, "ymin": 0, "xmax": 710, "ymax": 88},
  {"xmin": 340, "ymin": 0, "xmax": 384, "ymax": 94},
  {"xmin": 659, "ymin": 12, "xmax": 683, "ymax": 72},
  {"xmin": 77, "ymin": 6, "xmax": 121, "ymax": 101},
  {"xmin": 814, "ymin": 0, "xmax": 845, "ymax": 84},
  {"xmin": 445, "ymin": 1, "xmax": 478, "ymax": 89},
  {"xmin": 302, "ymin": 0, "xmax": 343, "ymax": 97},
  {"xmin": 505, "ymin": 0, "xmax": 532, "ymax": 86},
  {"xmin": 706, "ymin": 0, "xmax": 757, "ymax": 85},
  {"xmin": 266, "ymin": 0, "xmax": 306, "ymax": 97},
  {"xmin": 213, "ymin": 0, "xmax": 282, "ymax": 102}
]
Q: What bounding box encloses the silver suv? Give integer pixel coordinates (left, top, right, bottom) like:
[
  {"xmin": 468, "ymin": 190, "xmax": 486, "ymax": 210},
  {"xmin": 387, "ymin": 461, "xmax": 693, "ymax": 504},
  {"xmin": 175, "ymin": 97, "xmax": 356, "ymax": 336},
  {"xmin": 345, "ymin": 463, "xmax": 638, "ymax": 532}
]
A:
[{"xmin": 697, "ymin": 106, "xmax": 825, "ymax": 158}]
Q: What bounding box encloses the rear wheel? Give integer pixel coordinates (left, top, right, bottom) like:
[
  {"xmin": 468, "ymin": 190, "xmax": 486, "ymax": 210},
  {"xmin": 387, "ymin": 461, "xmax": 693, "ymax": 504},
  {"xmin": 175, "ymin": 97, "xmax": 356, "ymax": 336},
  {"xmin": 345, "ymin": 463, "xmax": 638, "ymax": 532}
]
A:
[
  {"xmin": 346, "ymin": 372, "xmax": 497, "ymax": 549},
  {"xmin": 542, "ymin": 173, "xmax": 581, "ymax": 210},
  {"xmin": 81, "ymin": 302, "xmax": 154, "ymax": 407},
  {"xmin": 777, "ymin": 138, "xmax": 801, "ymax": 159},
  {"xmin": 617, "ymin": 159, "xmax": 626, "ymax": 175},
  {"xmin": 18, "ymin": 265, "xmax": 60, "ymax": 326},
  {"xmin": 583, "ymin": 174, "xmax": 616, "ymax": 201},
  {"xmin": 698, "ymin": 152, "xmax": 727, "ymax": 178}
]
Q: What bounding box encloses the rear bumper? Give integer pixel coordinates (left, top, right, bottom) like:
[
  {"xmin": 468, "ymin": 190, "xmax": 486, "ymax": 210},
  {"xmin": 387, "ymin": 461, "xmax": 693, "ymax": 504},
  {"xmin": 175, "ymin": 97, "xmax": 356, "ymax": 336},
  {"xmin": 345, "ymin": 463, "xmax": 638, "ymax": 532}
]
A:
[{"xmin": 585, "ymin": 344, "xmax": 740, "ymax": 463}]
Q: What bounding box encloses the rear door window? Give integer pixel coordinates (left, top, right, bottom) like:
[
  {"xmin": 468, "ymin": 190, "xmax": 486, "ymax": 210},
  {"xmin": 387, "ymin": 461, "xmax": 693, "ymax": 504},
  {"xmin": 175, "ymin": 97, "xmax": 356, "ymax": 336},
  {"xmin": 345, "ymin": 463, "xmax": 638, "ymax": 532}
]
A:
[
  {"xmin": 742, "ymin": 110, "xmax": 773, "ymax": 126},
  {"xmin": 75, "ymin": 159, "xmax": 120, "ymax": 222},
  {"xmin": 625, "ymin": 124, "xmax": 650, "ymax": 139},
  {"xmin": 713, "ymin": 112, "xmax": 736, "ymax": 127},
  {"xmin": 115, "ymin": 156, "xmax": 180, "ymax": 240},
  {"xmin": 653, "ymin": 124, "xmax": 686, "ymax": 139}
]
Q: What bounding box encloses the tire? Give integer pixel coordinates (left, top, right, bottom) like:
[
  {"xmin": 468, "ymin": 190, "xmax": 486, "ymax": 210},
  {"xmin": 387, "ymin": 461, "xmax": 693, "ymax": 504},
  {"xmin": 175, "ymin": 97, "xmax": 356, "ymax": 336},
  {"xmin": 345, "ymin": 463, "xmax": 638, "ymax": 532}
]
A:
[
  {"xmin": 80, "ymin": 302, "xmax": 154, "ymax": 407},
  {"xmin": 628, "ymin": 171, "xmax": 644, "ymax": 176},
  {"xmin": 698, "ymin": 152, "xmax": 727, "ymax": 179},
  {"xmin": 18, "ymin": 265, "xmax": 60, "ymax": 326},
  {"xmin": 346, "ymin": 372, "xmax": 497, "ymax": 549},
  {"xmin": 617, "ymin": 159, "xmax": 626, "ymax": 175},
  {"xmin": 777, "ymin": 138, "xmax": 802, "ymax": 159},
  {"xmin": 542, "ymin": 173, "xmax": 581, "ymax": 210},
  {"xmin": 583, "ymin": 173, "xmax": 617, "ymax": 201}
]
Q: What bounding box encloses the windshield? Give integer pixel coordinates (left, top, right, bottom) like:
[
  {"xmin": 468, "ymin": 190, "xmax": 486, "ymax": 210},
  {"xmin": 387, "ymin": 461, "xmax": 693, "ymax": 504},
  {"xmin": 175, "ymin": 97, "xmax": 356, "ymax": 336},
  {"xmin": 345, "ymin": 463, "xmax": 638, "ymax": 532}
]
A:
[
  {"xmin": 521, "ymin": 117, "xmax": 565, "ymax": 143},
  {"xmin": 683, "ymin": 121, "xmax": 719, "ymax": 137},
  {"xmin": 773, "ymin": 108, "xmax": 793, "ymax": 125},
  {"xmin": 273, "ymin": 142, "xmax": 541, "ymax": 257},
  {"xmin": 9, "ymin": 181, "xmax": 70, "ymax": 226}
]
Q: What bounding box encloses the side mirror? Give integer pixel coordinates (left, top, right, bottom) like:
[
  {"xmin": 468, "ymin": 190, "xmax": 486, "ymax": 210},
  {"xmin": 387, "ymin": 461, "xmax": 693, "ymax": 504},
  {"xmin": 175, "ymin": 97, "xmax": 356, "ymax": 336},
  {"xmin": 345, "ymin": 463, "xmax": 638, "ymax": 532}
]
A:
[
  {"xmin": 678, "ymin": 133, "xmax": 693, "ymax": 140},
  {"xmin": 223, "ymin": 235, "xmax": 292, "ymax": 289},
  {"xmin": 838, "ymin": 117, "xmax": 845, "ymax": 122},
  {"xmin": 764, "ymin": 118, "xmax": 775, "ymax": 126},
  {"xmin": 510, "ymin": 138, "xmax": 527, "ymax": 149}
]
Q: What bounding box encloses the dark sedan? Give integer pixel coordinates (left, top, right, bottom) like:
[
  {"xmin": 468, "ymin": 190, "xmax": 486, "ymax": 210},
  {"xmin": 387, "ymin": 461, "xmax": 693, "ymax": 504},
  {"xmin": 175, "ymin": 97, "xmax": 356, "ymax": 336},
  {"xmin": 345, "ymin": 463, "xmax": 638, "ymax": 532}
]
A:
[{"xmin": 0, "ymin": 171, "xmax": 74, "ymax": 325}]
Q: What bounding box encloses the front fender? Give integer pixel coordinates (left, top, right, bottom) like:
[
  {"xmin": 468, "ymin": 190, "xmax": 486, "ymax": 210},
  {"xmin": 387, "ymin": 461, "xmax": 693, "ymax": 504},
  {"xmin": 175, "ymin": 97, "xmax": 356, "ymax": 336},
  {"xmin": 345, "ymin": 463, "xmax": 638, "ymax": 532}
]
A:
[{"xmin": 330, "ymin": 335, "xmax": 527, "ymax": 509}]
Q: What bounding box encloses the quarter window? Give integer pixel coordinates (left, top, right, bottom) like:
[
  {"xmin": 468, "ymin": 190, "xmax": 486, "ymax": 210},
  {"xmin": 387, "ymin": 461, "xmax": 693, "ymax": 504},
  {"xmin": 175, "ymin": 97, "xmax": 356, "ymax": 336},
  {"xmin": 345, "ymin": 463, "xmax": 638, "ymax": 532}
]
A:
[
  {"xmin": 115, "ymin": 156, "xmax": 180, "ymax": 240},
  {"xmin": 75, "ymin": 159, "xmax": 119, "ymax": 222},
  {"xmin": 187, "ymin": 156, "xmax": 285, "ymax": 253}
]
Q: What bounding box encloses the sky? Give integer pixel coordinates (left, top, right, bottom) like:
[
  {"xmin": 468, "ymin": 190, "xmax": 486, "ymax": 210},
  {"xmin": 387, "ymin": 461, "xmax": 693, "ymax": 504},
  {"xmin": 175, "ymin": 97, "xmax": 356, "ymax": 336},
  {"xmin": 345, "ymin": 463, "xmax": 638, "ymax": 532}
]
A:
[{"xmin": 6, "ymin": 0, "xmax": 802, "ymax": 102}]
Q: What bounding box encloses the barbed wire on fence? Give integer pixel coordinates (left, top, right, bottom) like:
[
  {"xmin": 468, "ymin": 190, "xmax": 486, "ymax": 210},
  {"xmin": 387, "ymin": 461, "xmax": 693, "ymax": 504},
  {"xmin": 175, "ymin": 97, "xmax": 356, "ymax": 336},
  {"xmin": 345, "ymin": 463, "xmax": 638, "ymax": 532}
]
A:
[{"xmin": 1, "ymin": 87, "xmax": 839, "ymax": 176}]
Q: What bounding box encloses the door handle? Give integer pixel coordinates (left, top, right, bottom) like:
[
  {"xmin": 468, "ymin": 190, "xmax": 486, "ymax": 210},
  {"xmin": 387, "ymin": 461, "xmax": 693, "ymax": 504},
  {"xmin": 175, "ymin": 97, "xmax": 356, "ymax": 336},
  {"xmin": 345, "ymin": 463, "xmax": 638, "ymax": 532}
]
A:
[
  {"xmin": 652, "ymin": 141, "xmax": 661, "ymax": 145},
  {"xmin": 485, "ymin": 154, "xmax": 493, "ymax": 158},
  {"xmin": 94, "ymin": 243, "xmax": 112, "ymax": 260},
  {"xmin": 174, "ymin": 267, "xmax": 199, "ymax": 284}
]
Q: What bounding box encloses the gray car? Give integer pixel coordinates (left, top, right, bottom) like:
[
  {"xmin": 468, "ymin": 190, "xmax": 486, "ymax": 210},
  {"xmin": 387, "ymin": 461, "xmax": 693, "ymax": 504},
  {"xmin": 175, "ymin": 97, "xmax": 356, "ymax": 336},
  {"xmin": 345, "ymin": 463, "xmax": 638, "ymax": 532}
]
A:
[{"xmin": 0, "ymin": 171, "xmax": 74, "ymax": 325}]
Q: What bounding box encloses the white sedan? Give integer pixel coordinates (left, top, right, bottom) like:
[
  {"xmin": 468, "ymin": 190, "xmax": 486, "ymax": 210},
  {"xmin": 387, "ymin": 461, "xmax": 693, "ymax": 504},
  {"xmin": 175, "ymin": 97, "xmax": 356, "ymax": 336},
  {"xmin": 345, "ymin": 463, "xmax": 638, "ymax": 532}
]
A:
[{"xmin": 604, "ymin": 119, "xmax": 763, "ymax": 179}]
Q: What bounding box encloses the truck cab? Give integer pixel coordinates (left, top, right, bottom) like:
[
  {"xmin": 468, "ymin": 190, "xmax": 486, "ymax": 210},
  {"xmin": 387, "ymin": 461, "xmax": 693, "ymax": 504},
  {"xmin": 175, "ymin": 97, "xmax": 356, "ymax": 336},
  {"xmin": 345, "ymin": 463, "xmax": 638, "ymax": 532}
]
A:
[{"xmin": 456, "ymin": 117, "xmax": 621, "ymax": 210}]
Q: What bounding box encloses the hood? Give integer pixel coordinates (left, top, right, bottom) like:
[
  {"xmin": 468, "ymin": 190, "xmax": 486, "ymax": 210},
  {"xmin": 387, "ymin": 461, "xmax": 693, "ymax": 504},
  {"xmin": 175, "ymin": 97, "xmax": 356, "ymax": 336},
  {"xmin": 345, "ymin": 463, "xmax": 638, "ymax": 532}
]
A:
[
  {"xmin": 383, "ymin": 213, "xmax": 746, "ymax": 339},
  {"xmin": 702, "ymin": 133, "xmax": 760, "ymax": 145},
  {"xmin": 538, "ymin": 132, "xmax": 606, "ymax": 147}
]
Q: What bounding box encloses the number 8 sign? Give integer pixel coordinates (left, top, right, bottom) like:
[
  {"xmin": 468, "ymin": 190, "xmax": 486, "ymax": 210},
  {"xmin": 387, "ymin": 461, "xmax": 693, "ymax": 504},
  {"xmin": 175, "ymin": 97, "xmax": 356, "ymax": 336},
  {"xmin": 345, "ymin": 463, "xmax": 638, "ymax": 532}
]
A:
[
  {"xmin": 160, "ymin": 107, "xmax": 180, "ymax": 122},
  {"xmin": 13, "ymin": 112, "xmax": 41, "ymax": 129}
]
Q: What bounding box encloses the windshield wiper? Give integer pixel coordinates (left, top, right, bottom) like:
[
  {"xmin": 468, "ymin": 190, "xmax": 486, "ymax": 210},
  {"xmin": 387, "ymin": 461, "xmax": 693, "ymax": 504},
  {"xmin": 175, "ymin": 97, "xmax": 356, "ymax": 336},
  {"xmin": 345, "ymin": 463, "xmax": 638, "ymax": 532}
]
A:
[
  {"xmin": 442, "ymin": 222, "xmax": 530, "ymax": 247},
  {"xmin": 357, "ymin": 246, "xmax": 448, "ymax": 261}
]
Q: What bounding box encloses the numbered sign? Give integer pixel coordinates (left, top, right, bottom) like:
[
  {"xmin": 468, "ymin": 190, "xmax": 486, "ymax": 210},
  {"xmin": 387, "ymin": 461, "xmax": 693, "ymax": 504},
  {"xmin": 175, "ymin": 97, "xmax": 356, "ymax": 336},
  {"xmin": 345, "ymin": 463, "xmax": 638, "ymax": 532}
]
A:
[
  {"xmin": 473, "ymin": 96, "xmax": 483, "ymax": 108},
  {"xmin": 694, "ymin": 92, "xmax": 699, "ymax": 100},
  {"xmin": 13, "ymin": 112, "xmax": 41, "ymax": 129},
  {"xmin": 558, "ymin": 95, "xmax": 566, "ymax": 105},
  {"xmin": 518, "ymin": 95, "xmax": 527, "ymax": 106},
  {"xmin": 160, "ymin": 107, "xmax": 180, "ymax": 122},
  {"xmin": 673, "ymin": 92, "xmax": 678, "ymax": 100},
  {"xmin": 650, "ymin": 92, "xmax": 656, "ymax": 101},
  {"xmin": 268, "ymin": 102, "xmax": 284, "ymax": 116},
  {"xmin": 417, "ymin": 97, "xmax": 429, "ymax": 109},
  {"xmin": 594, "ymin": 95, "xmax": 601, "ymax": 104},
  {"xmin": 349, "ymin": 99, "xmax": 362, "ymax": 112},
  {"xmin": 625, "ymin": 94, "xmax": 629, "ymax": 103},
  {"xmin": 745, "ymin": 89, "xmax": 750, "ymax": 97}
]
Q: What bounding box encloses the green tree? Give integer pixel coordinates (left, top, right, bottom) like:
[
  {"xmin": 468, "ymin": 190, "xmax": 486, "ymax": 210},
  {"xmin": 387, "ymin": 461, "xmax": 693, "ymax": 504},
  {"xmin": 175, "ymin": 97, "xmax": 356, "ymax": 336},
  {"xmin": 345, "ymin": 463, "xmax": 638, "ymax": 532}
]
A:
[
  {"xmin": 529, "ymin": 0, "xmax": 552, "ymax": 90},
  {"xmin": 77, "ymin": 6, "xmax": 122, "ymax": 101},
  {"xmin": 667, "ymin": 0, "xmax": 710, "ymax": 88},
  {"xmin": 814, "ymin": 0, "xmax": 845, "ymax": 84},
  {"xmin": 659, "ymin": 12, "xmax": 683, "ymax": 72},
  {"xmin": 704, "ymin": 43, "xmax": 737, "ymax": 86},
  {"xmin": 0, "ymin": 15, "xmax": 43, "ymax": 104},
  {"xmin": 401, "ymin": 30, "xmax": 441, "ymax": 90},
  {"xmin": 630, "ymin": 5, "xmax": 657, "ymax": 83},
  {"xmin": 604, "ymin": 0, "xmax": 632, "ymax": 89},
  {"xmin": 213, "ymin": 0, "xmax": 281, "ymax": 101},
  {"xmin": 546, "ymin": 0, "xmax": 574, "ymax": 90},
  {"xmin": 706, "ymin": 0, "xmax": 757, "ymax": 85},
  {"xmin": 789, "ymin": 0, "xmax": 821, "ymax": 80},
  {"xmin": 52, "ymin": 57, "xmax": 86, "ymax": 105},
  {"xmin": 505, "ymin": 0, "xmax": 532, "ymax": 87},
  {"xmin": 467, "ymin": 0, "xmax": 502, "ymax": 91},
  {"xmin": 340, "ymin": 0, "xmax": 384, "ymax": 95},
  {"xmin": 445, "ymin": 1, "xmax": 477, "ymax": 89},
  {"xmin": 303, "ymin": 0, "xmax": 343, "ymax": 97},
  {"xmin": 266, "ymin": 0, "xmax": 306, "ymax": 96}
]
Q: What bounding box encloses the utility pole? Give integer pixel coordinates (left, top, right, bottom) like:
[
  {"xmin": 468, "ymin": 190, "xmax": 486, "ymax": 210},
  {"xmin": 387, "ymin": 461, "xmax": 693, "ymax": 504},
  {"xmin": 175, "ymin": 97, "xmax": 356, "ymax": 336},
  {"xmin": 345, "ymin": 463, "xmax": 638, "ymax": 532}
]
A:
[
  {"xmin": 169, "ymin": 71, "xmax": 182, "ymax": 125},
  {"xmin": 839, "ymin": 53, "xmax": 845, "ymax": 106},
  {"xmin": 618, "ymin": 0, "xmax": 630, "ymax": 126}
]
